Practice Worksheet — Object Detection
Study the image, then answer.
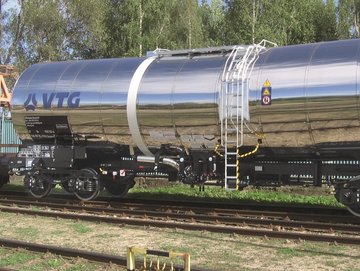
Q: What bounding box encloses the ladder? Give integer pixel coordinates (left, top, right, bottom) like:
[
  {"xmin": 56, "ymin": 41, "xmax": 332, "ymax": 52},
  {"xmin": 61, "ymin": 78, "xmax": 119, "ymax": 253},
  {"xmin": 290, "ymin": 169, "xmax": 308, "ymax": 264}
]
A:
[{"xmin": 221, "ymin": 40, "xmax": 274, "ymax": 189}]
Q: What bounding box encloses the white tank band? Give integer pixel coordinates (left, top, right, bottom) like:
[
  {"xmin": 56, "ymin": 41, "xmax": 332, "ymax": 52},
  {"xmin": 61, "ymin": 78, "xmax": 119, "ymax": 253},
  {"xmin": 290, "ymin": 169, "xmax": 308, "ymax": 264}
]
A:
[{"xmin": 127, "ymin": 56, "xmax": 157, "ymax": 156}]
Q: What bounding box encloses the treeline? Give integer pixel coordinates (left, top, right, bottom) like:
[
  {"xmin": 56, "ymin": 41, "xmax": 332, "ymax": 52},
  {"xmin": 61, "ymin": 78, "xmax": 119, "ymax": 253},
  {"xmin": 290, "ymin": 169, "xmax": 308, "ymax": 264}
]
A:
[{"xmin": 0, "ymin": 0, "xmax": 359, "ymax": 70}]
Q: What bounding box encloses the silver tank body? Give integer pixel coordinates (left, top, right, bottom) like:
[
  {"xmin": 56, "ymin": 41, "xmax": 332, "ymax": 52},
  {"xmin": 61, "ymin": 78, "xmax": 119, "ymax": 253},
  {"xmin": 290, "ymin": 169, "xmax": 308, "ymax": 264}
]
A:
[
  {"xmin": 11, "ymin": 39, "xmax": 360, "ymax": 153},
  {"xmin": 248, "ymin": 39, "xmax": 360, "ymax": 148}
]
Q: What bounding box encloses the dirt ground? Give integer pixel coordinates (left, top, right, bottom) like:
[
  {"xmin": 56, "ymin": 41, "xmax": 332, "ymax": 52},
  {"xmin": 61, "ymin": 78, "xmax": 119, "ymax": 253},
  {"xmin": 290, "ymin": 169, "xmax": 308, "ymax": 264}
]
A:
[{"xmin": 0, "ymin": 211, "xmax": 359, "ymax": 271}]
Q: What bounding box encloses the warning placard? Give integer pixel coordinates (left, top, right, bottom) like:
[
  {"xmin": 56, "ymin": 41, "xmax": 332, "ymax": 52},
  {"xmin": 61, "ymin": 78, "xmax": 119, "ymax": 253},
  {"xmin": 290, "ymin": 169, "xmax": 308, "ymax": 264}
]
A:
[{"xmin": 261, "ymin": 79, "xmax": 272, "ymax": 106}]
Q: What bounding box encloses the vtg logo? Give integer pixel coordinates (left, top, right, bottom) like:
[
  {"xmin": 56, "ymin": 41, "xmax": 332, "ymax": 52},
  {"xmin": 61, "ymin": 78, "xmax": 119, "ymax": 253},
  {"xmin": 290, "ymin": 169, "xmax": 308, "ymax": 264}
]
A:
[{"xmin": 24, "ymin": 92, "xmax": 81, "ymax": 111}]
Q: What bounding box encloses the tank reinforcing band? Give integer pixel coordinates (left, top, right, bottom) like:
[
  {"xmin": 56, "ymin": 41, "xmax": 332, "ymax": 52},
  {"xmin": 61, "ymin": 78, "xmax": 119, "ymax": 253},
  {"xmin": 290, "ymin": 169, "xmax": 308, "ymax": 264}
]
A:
[{"xmin": 127, "ymin": 56, "xmax": 157, "ymax": 156}]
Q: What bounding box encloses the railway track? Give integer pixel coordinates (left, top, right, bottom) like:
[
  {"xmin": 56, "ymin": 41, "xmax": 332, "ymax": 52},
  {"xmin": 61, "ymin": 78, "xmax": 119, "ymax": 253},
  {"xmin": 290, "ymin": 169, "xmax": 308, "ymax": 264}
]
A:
[
  {"xmin": 0, "ymin": 194, "xmax": 359, "ymax": 245},
  {"xmin": 0, "ymin": 190, "xmax": 351, "ymax": 218},
  {"xmin": 0, "ymin": 238, "xmax": 209, "ymax": 271}
]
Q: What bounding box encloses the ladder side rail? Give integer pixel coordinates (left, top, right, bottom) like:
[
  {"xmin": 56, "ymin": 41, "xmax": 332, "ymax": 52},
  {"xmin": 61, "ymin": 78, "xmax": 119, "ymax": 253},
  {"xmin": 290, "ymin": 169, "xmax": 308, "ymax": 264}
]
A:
[
  {"xmin": 233, "ymin": 45, "xmax": 254, "ymax": 147},
  {"xmin": 225, "ymin": 46, "xmax": 247, "ymax": 82},
  {"xmin": 234, "ymin": 45, "xmax": 254, "ymax": 80},
  {"xmin": 222, "ymin": 81, "xmax": 230, "ymax": 146},
  {"xmin": 221, "ymin": 48, "xmax": 236, "ymax": 146},
  {"xmin": 238, "ymin": 44, "xmax": 266, "ymax": 146}
]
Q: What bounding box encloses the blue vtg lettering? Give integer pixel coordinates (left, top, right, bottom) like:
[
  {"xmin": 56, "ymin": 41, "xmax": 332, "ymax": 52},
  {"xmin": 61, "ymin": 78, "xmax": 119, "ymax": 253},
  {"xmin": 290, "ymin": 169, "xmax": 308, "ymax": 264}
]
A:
[{"xmin": 24, "ymin": 91, "xmax": 80, "ymax": 111}]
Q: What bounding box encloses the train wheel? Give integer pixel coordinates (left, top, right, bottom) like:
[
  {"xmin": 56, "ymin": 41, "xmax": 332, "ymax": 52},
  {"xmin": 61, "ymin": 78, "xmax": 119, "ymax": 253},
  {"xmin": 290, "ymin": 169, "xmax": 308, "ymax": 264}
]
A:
[
  {"xmin": 74, "ymin": 168, "xmax": 102, "ymax": 201},
  {"xmin": 346, "ymin": 206, "xmax": 360, "ymax": 217},
  {"xmin": 0, "ymin": 175, "xmax": 9, "ymax": 188},
  {"xmin": 335, "ymin": 175, "xmax": 360, "ymax": 217},
  {"xmin": 25, "ymin": 175, "xmax": 52, "ymax": 198},
  {"xmin": 103, "ymin": 175, "xmax": 135, "ymax": 198},
  {"xmin": 61, "ymin": 181, "xmax": 72, "ymax": 194}
]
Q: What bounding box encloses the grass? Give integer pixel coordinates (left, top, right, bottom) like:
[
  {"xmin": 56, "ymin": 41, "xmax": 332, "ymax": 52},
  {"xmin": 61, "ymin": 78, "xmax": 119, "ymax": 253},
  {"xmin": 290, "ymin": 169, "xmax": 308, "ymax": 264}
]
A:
[
  {"xmin": 277, "ymin": 247, "xmax": 303, "ymax": 257},
  {"xmin": 5, "ymin": 176, "xmax": 343, "ymax": 207},
  {"xmin": 0, "ymin": 250, "xmax": 34, "ymax": 267},
  {"xmin": 0, "ymin": 249, "xmax": 115, "ymax": 271},
  {"xmin": 15, "ymin": 227, "xmax": 40, "ymax": 238},
  {"xmin": 70, "ymin": 223, "xmax": 93, "ymax": 234},
  {"xmin": 129, "ymin": 183, "xmax": 343, "ymax": 208}
]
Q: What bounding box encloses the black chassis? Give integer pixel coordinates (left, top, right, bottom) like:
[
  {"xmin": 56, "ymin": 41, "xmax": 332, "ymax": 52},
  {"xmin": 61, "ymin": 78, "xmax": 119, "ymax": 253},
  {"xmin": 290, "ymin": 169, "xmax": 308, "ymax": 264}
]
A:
[
  {"xmin": 236, "ymin": 142, "xmax": 360, "ymax": 210},
  {"xmin": 7, "ymin": 139, "xmax": 360, "ymax": 210},
  {"xmin": 8, "ymin": 142, "xmax": 220, "ymax": 188}
]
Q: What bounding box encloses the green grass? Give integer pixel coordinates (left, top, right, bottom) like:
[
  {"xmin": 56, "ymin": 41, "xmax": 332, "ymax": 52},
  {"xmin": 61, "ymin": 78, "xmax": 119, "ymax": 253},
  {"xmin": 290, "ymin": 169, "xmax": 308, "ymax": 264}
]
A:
[
  {"xmin": 6, "ymin": 176, "xmax": 343, "ymax": 207},
  {"xmin": 277, "ymin": 247, "xmax": 303, "ymax": 257},
  {"xmin": 15, "ymin": 227, "xmax": 40, "ymax": 238},
  {"xmin": 129, "ymin": 183, "xmax": 343, "ymax": 208},
  {"xmin": 0, "ymin": 251, "xmax": 34, "ymax": 267},
  {"xmin": 0, "ymin": 249, "xmax": 108, "ymax": 271},
  {"xmin": 70, "ymin": 223, "xmax": 92, "ymax": 234}
]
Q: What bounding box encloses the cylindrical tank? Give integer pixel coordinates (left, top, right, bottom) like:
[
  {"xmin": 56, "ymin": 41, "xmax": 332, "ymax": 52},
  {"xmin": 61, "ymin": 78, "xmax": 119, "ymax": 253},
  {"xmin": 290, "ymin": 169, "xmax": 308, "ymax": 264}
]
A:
[
  {"xmin": 11, "ymin": 39, "xmax": 360, "ymax": 154},
  {"xmin": 11, "ymin": 54, "xmax": 227, "ymax": 155},
  {"xmin": 248, "ymin": 39, "xmax": 360, "ymax": 148}
]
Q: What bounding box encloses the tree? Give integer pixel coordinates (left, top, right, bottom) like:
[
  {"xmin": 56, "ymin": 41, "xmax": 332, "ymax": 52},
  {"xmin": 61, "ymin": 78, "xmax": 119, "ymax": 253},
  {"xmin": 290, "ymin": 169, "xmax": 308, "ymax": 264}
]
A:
[
  {"xmin": 338, "ymin": 0, "xmax": 360, "ymax": 39},
  {"xmin": 223, "ymin": 0, "xmax": 335, "ymax": 46},
  {"xmin": 223, "ymin": 0, "xmax": 254, "ymax": 44},
  {"xmin": 0, "ymin": 0, "xmax": 25, "ymax": 65},
  {"xmin": 103, "ymin": 0, "xmax": 204, "ymax": 57},
  {"xmin": 0, "ymin": 0, "xmax": 106, "ymax": 70},
  {"xmin": 200, "ymin": 0, "xmax": 225, "ymax": 46},
  {"xmin": 314, "ymin": 0, "xmax": 338, "ymax": 41},
  {"xmin": 62, "ymin": 0, "xmax": 107, "ymax": 59}
]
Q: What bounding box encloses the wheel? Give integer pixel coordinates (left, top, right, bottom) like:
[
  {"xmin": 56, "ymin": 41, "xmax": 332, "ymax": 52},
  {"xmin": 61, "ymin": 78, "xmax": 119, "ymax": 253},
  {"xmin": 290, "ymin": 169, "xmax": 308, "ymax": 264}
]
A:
[
  {"xmin": 103, "ymin": 175, "xmax": 135, "ymax": 198},
  {"xmin": 74, "ymin": 168, "xmax": 102, "ymax": 201},
  {"xmin": 335, "ymin": 176, "xmax": 360, "ymax": 217},
  {"xmin": 347, "ymin": 206, "xmax": 360, "ymax": 217},
  {"xmin": 61, "ymin": 181, "xmax": 72, "ymax": 194},
  {"xmin": 0, "ymin": 175, "xmax": 9, "ymax": 189},
  {"xmin": 25, "ymin": 175, "xmax": 52, "ymax": 198}
]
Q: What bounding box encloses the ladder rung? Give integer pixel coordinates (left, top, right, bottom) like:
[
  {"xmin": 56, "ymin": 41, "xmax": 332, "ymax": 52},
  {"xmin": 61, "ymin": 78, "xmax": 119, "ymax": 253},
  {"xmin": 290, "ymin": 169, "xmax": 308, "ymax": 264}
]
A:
[
  {"xmin": 227, "ymin": 164, "xmax": 237, "ymax": 168},
  {"xmin": 226, "ymin": 152, "xmax": 237, "ymax": 155},
  {"xmin": 226, "ymin": 176, "xmax": 237, "ymax": 180}
]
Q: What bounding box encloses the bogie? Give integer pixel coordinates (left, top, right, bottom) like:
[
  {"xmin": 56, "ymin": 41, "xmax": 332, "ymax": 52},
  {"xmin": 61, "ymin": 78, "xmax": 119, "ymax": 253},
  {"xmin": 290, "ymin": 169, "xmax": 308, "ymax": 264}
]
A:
[
  {"xmin": 68, "ymin": 168, "xmax": 102, "ymax": 201},
  {"xmin": 24, "ymin": 174, "xmax": 52, "ymax": 198}
]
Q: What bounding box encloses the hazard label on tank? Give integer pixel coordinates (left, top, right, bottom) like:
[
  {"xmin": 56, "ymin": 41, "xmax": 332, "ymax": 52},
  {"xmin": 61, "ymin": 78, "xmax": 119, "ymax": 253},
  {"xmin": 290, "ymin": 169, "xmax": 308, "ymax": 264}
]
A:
[
  {"xmin": 262, "ymin": 96, "xmax": 271, "ymax": 105},
  {"xmin": 261, "ymin": 79, "xmax": 272, "ymax": 106}
]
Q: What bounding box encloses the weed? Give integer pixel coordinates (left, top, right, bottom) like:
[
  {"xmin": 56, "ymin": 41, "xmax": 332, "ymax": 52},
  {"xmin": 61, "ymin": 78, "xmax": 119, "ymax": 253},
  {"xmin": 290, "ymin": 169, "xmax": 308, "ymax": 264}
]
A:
[
  {"xmin": 45, "ymin": 257, "xmax": 63, "ymax": 269},
  {"xmin": 129, "ymin": 183, "xmax": 343, "ymax": 208},
  {"xmin": 50, "ymin": 229, "xmax": 66, "ymax": 235},
  {"xmin": 0, "ymin": 250, "xmax": 34, "ymax": 267},
  {"xmin": 15, "ymin": 227, "xmax": 39, "ymax": 238},
  {"xmin": 30, "ymin": 206, "xmax": 42, "ymax": 211},
  {"xmin": 70, "ymin": 223, "xmax": 92, "ymax": 234},
  {"xmin": 277, "ymin": 247, "xmax": 303, "ymax": 257},
  {"xmin": 64, "ymin": 263, "xmax": 99, "ymax": 271}
]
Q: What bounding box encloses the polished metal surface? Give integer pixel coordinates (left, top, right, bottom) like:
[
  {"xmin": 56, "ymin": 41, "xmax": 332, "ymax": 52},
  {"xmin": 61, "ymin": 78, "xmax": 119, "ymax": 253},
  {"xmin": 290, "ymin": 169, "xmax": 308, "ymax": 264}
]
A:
[
  {"xmin": 127, "ymin": 56, "xmax": 158, "ymax": 156},
  {"xmin": 137, "ymin": 156, "xmax": 179, "ymax": 171},
  {"xmin": 247, "ymin": 39, "xmax": 360, "ymax": 148},
  {"xmin": 12, "ymin": 53, "xmax": 227, "ymax": 152},
  {"xmin": 137, "ymin": 55, "xmax": 226, "ymax": 149},
  {"xmin": 11, "ymin": 39, "xmax": 360, "ymax": 152},
  {"xmin": 12, "ymin": 58, "xmax": 144, "ymax": 143}
]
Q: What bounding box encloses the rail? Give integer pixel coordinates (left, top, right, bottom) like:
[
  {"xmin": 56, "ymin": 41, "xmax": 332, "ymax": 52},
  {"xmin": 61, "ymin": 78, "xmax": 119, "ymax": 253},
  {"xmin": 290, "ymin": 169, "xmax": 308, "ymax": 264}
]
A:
[{"xmin": 0, "ymin": 195, "xmax": 359, "ymax": 245}]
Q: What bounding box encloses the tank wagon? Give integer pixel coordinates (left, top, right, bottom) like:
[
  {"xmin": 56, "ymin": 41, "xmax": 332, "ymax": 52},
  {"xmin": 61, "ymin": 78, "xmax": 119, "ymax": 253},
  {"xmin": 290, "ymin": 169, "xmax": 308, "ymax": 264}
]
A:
[{"xmin": 8, "ymin": 39, "xmax": 360, "ymax": 215}]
